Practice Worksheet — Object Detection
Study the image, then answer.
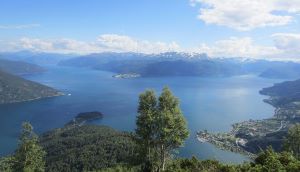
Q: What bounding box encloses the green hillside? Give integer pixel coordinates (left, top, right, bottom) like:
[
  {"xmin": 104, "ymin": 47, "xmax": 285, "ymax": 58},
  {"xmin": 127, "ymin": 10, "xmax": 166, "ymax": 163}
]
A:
[{"xmin": 0, "ymin": 70, "xmax": 63, "ymax": 104}]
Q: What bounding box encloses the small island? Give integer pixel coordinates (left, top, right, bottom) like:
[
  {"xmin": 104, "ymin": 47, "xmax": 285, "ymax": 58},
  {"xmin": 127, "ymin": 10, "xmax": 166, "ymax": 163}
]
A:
[
  {"xmin": 65, "ymin": 111, "xmax": 103, "ymax": 127},
  {"xmin": 112, "ymin": 73, "xmax": 141, "ymax": 79}
]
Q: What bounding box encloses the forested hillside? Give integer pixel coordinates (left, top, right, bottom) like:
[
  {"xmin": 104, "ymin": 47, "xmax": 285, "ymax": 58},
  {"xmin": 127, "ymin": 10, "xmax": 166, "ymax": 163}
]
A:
[{"xmin": 0, "ymin": 70, "xmax": 62, "ymax": 104}]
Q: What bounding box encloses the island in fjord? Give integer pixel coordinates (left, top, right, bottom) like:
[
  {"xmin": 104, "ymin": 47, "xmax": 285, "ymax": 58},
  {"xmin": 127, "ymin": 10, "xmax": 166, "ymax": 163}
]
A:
[
  {"xmin": 112, "ymin": 73, "xmax": 141, "ymax": 79},
  {"xmin": 65, "ymin": 111, "xmax": 103, "ymax": 126}
]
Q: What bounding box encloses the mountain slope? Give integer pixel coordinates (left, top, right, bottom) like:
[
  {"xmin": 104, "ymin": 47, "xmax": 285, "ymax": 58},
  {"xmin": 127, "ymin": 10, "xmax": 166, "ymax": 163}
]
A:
[
  {"xmin": 0, "ymin": 59, "xmax": 45, "ymax": 75},
  {"xmin": 0, "ymin": 51, "xmax": 74, "ymax": 65},
  {"xmin": 59, "ymin": 52, "xmax": 300, "ymax": 78},
  {"xmin": 59, "ymin": 52, "xmax": 244, "ymax": 77},
  {"xmin": 0, "ymin": 70, "xmax": 63, "ymax": 104}
]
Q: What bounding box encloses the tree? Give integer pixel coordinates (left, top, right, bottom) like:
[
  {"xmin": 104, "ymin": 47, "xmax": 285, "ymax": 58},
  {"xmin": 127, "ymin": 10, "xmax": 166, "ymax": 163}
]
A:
[
  {"xmin": 284, "ymin": 123, "xmax": 300, "ymax": 159},
  {"xmin": 14, "ymin": 122, "xmax": 46, "ymax": 172},
  {"xmin": 135, "ymin": 87, "xmax": 189, "ymax": 171},
  {"xmin": 135, "ymin": 90, "xmax": 158, "ymax": 170},
  {"xmin": 156, "ymin": 87, "xmax": 189, "ymax": 171},
  {"xmin": 0, "ymin": 156, "xmax": 15, "ymax": 172}
]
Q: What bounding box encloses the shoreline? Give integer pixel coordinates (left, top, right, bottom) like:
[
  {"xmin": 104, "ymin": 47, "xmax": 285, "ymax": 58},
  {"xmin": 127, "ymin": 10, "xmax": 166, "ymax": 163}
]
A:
[
  {"xmin": 0, "ymin": 92, "xmax": 65, "ymax": 105},
  {"xmin": 196, "ymin": 89, "xmax": 289, "ymax": 159}
]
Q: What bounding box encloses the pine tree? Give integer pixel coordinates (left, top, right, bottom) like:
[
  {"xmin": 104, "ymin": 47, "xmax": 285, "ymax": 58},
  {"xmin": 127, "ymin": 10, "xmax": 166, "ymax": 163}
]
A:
[{"xmin": 14, "ymin": 122, "xmax": 46, "ymax": 172}]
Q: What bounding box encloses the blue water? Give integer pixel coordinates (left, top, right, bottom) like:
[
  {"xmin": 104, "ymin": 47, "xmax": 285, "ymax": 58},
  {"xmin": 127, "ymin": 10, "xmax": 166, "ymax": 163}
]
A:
[{"xmin": 0, "ymin": 66, "xmax": 281, "ymax": 163}]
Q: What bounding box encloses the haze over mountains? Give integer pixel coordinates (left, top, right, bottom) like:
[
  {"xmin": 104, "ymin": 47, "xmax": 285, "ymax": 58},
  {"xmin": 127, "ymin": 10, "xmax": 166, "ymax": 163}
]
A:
[
  {"xmin": 0, "ymin": 51, "xmax": 73, "ymax": 65},
  {"xmin": 0, "ymin": 57, "xmax": 63, "ymax": 104},
  {"xmin": 57, "ymin": 52, "xmax": 300, "ymax": 79},
  {"xmin": 1, "ymin": 51, "xmax": 300, "ymax": 79},
  {"xmin": 0, "ymin": 58, "xmax": 45, "ymax": 75}
]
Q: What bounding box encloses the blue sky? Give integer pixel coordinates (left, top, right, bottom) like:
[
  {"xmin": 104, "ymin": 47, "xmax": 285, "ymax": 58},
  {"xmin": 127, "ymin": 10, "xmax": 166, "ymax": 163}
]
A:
[{"xmin": 0, "ymin": 0, "xmax": 300, "ymax": 60}]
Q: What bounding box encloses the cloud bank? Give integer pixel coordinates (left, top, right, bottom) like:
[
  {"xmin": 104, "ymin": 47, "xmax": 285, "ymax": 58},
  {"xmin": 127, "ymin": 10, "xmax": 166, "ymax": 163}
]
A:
[
  {"xmin": 6, "ymin": 34, "xmax": 180, "ymax": 54},
  {"xmin": 191, "ymin": 0, "xmax": 300, "ymax": 31},
  {"xmin": 1, "ymin": 33, "xmax": 300, "ymax": 61}
]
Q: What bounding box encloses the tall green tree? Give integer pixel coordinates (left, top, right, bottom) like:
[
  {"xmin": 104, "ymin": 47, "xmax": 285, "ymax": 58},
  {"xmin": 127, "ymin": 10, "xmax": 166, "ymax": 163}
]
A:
[
  {"xmin": 156, "ymin": 87, "xmax": 189, "ymax": 171},
  {"xmin": 135, "ymin": 90, "xmax": 158, "ymax": 168},
  {"xmin": 14, "ymin": 122, "xmax": 46, "ymax": 172},
  {"xmin": 136, "ymin": 87, "xmax": 189, "ymax": 171},
  {"xmin": 284, "ymin": 123, "xmax": 300, "ymax": 159}
]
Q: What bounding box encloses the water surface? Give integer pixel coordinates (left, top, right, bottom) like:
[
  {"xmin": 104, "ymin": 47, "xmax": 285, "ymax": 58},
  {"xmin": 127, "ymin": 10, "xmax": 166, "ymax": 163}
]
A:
[{"xmin": 0, "ymin": 66, "xmax": 281, "ymax": 163}]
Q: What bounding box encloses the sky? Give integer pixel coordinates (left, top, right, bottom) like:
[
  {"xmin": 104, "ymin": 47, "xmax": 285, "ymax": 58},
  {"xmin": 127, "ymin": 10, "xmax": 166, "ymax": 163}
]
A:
[{"xmin": 0, "ymin": 0, "xmax": 300, "ymax": 60}]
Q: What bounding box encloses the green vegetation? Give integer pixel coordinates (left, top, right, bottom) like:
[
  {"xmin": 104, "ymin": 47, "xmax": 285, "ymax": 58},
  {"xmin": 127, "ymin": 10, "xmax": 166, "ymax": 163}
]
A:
[
  {"xmin": 40, "ymin": 125, "xmax": 137, "ymax": 172},
  {"xmin": 65, "ymin": 111, "xmax": 103, "ymax": 127},
  {"xmin": 284, "ymin": 124, "xmax": 300, "ymax": 159},
  {"xmin": 0, "ymin": 122, "xmax": 46, "ymax": 172},
  {"xmin": 96, "ymin": 148, "xmax": 300, "ymax": 172},
  {"xmin": 0, "ymin": 70, "xmax": 63, "ymax": 104},
  {"xmin": 135, "ymin": 87, "xmax": 189, "ymax": 171},
  {"xmin": 136, "ymin": 90, "xmax": 157, "ymax": 168}
]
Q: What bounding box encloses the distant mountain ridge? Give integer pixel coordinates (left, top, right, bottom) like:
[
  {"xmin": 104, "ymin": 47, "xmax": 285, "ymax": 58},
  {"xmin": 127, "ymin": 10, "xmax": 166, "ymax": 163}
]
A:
[
  {"xmin": 59, "ymin": 52, "xmax": 300, "ymax": 79},
  {"xmin": 0, "ymin": 59, "xmax": 45, "ymax": 75},
  {"xmin": 0, "ymin": 70, "xmax": 63, "ymax": 104},
  {"xmin": 0, "ymin": 51, "xmax": 74, "ymax": 65}
]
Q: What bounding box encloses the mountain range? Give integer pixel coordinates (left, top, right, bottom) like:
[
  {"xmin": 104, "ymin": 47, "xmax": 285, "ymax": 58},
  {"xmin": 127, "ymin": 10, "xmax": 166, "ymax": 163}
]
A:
[
  {"xmin": 0, "ymin": 58, "xmax": 45, "ymax": 75},
  {"xmin": 58, "ymin": 52, "xmax": 300, "ymax": 79}
]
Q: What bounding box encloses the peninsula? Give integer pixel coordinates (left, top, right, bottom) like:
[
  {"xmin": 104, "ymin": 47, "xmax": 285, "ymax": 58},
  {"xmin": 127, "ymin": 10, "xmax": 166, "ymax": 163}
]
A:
[
  {"xmin": 197, "ymin": 79, "xmax": 300, "ymax": 157},
  {"xmin": 0, "ymin": 70, "xmax": 63, "ymax": 104}
]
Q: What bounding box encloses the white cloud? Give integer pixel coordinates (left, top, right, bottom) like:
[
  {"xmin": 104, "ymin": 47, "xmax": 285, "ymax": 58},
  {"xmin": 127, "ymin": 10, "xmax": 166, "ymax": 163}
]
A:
[
  {"xmin": 2, "ymin": 33, "xmax": 300, "ymax": 61},
  {"xmin": 192, "ymin": 37, "xmax": 279, "ymax": 58},
  {"xmin": 18, "ymin": 37, "xmax": 102, "ymax": 54},
  {"xmin": 6, "ymin": 34, "xmax": 180, "ymax": 54},
  {"xmin": 0, "ymin": 24, "xmax": 41, "ymax": 29},
  {"xmin": 97, "ymin": 34, "xmax": 180, "ymax": 53},
  {"xmin": 271, "ymin": 33, "xmax": 300, "ymax": 59},
  {"xmin": 191, "ymin": 0, "xmax": 300, "ymax": 31},
  {"xmin": 189, "ymin": 34, "xmax": 300, "ymax": 60}
]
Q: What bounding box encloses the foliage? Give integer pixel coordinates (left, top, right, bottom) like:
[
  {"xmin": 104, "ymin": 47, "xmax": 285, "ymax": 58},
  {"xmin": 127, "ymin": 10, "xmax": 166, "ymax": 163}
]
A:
[
  {"xmin": 156, "ymin": 87, "xmax": 189, "ymax": 171},
  {"xmin": 0, "ymin": 156, "xmax": 15, "ymax": 172},
  {"xmin": 14, "ymin": 122, "xmax": 46, "ymax": 172},
  {"xmin": 135, "ymin": 87, "xmax": 189, "ymax": 171},
  {"xmin": 284, "ymin": 123, "xmax": 300, "ymax": 159},
  {"xmin": 0, "ymin": 122, "xmax": 46, "ymax": 172},
  {"xmin": 135, "ymin": 90, "xmax": 157, "ymax": 164},
  {"xmin": 96, "ymin": 165, "xmax": 140, "ymax": 172},
  {"xmin": 39, "ymin": 125, "xmax": 138, "ymax": 172},
  {"xmin": 165, "ymin": 148, "xmax": 300, "ymax": 172}
]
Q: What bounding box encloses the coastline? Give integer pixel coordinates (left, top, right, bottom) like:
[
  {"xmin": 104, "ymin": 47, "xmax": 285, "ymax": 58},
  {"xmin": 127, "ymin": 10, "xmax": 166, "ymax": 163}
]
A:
[
  {"xmin": 0, "ymin": 92, "xmax": 65, "ymax": 105},
  {"xmin": 196, "ymin": 88, "xmax": 290, "ymax": 158}
]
